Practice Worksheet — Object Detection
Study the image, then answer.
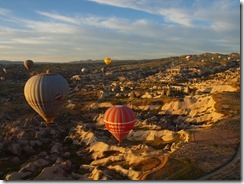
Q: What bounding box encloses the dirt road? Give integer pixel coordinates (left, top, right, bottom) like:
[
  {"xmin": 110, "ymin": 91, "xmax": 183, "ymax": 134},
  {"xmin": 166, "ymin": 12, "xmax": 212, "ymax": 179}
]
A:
[
  {"xmin": 139, "ymin": 154, "xmax": 170, "ymax": 180},
  {"xmin": 198, "ymin": 144, "xmax": 240, "ymax": 180}
]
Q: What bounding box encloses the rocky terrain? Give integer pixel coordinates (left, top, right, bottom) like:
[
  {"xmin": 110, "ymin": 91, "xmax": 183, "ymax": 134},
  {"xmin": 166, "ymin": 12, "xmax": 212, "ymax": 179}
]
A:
[{"xmin": 0, "ymin": 52, "xmax": 240, "ymax": 180}]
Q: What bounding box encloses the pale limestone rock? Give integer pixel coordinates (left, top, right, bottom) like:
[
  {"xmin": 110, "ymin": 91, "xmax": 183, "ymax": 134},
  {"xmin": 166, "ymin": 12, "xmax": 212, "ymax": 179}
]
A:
[
  {"xmin": 63, "ymin": 152, "xmax": 71, "ymax": 158},
  {"xmin": 108, "ymin": 165, "xmax": 141, "ymax": 180},
  {"xmin": 170, "ymin": 143, "xmax": 177, "ymax": 152},
  {"xmin": 91, "ymin": 154, "xmax": 124, "ymax": 166},
  {"xmin": 51, "ymin": 142, "xmax": 62, "ymax": 154},
  {"xmin": 8, "ymin": 143, "xmax": 21, "ymax": 156},
  {"xmin": 5, "ymin": 171, "xmax": 32, "ymax": 180},
  {"xmin": 115, "ymin": 93, "xmax": 121, "ymax": 97},
  {"xmin": 70, "ymin": 75, "xmax": 82, "ymax": 81},
  {"xmin": 163, "ymin": 144, "xmax": 171, "ymax": 151},
  {"xmin": 38, "ymin": 151, "xmax": 47, "ymax": 157},
  {"xmin": 89, "ymin": 167, "xmax": 108, "ymax": 180},
  {"xmin": 23, "ymin": 145, "xmax": 34, "ymax": 154},
  {"xmin": 59, "ymin": 160, "xmax": 72, "ymax": 171},
  {"xmin": 161, "ymin": 132, "xmax": 177, "ymax": 142},
  {"xmin": 98, "ymin": 102, "xmax": 113, "ymax": 108},
  {"xmin": 16, "ymin": 139, "xmax": 28, "ymax": 146},
  {"xmin": 98, "ymin": 90, "xmax": 109, "ymax": 99},
  {"xmin": 127, "ymin": 130, "xmax": 175, "ymax": 142},
  {"xmin": 35, "ymin": 129, "xmax": 46, "ymax": 139},
  {"xmin": 160, "ymin": 95, "xmax": 223, "ymax": 124},
  {"xmin": 65, "ymin": 102, "xmax": 76, "ymax": 110},
  {"xmin": 80, "ymin": 164, "xmax": 95, "ymax": 171},
  {"xmin": 20, "ymin": 158, "xmax": 49, "ymax": 172},
  {"xmin": 93, "ymin": 113, "xmax": 104, "ymax": 125},
  {"xmin": 35, "ymin": 165, "xmax": 71, "ymax": 180},
  {"xmin": 11, "ymin": 156, "xmax": 20, "ymax": 164},
  {"xmin": 141, "ymin": 92, "xmax": 152, "ymax": 99}
]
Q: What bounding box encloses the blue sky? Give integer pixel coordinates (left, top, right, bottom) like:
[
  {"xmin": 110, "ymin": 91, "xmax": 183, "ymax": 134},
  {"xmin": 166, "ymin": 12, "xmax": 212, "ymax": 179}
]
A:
[{"xmin": 0, "ymin": 0, "xmax": 241, "ymax": 62}]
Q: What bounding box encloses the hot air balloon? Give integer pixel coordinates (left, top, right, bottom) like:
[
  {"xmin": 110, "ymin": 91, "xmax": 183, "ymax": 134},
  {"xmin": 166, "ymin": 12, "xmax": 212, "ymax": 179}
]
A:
[
  {"xmin": 103, "ymin": 105, "xmax": 136, "ymax": 143},
  {"xmin": 2, "ymin": 66, "xmax": 9, "ymax": 74},
  {"xmin": 46, "ymin": 69, "xmax": 54, "ymax": 74},
  {"xmin": 101, "ymin": 66, "xmax": 106, "ymax": 74},
  {"xmin": 104, "ymin": 57, "xmax": 111, "ymax": 65},
  {"xmin": 24, "ymin": 60, "xmax": 34, "ymax": 70},
  {"xmin": 81, "ymin": 67, "xmax": 88, "ymax": 74},
  {"xmin": 24, "ymin": 72, "xmax": 69, "ymax": 123}
]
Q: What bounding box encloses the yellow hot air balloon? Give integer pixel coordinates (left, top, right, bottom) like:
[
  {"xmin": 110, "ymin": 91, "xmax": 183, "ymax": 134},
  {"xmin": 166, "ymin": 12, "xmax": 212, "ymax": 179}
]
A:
[
  {"xmin": 104, "ymin": 57, "xmax": 111, "ymax": 65},
  {"xmin": 24, "ymin": 72, "xmax": 69, "ymax": 123},
  {"xmin": 24, "ymin": 60, "xmax": 34, "ymax": 70}
]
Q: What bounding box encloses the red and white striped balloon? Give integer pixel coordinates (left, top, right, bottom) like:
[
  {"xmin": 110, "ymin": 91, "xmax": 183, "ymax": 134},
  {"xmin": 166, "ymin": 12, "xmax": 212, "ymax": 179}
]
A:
[{"xmin": 103, "ymin": 105, "xmax": 136, "ymax": 143}]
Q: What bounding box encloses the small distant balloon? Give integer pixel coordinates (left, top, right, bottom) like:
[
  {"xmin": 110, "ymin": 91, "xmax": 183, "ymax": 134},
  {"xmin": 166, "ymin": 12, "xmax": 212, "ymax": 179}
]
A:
[
  {"xmin": 104, "ymin": 57, "xmax": 111, "ymax": 65},
  {"xmin": 101, "ymin": 66, "xmax": 106, "ymax": 74},
  {"xmin": 81, "ymin": 68, "xmax": 88, "ymax": 74},
  {"xmin": 2, "ymin": 66, "xmax": 9, "ymax": 74},
  {"xmin": 103, "ymin": 105, "xmax": 136, "ymax": 143},
  {"xmin": 24, "ymin": 73, "xmax": 69, "ymax": 123},
  {"xmin": 24, "ymin": 60, "xmax": 34, "ymax": 70},
  {"xmin": 185, "ymin": 55, "xmax": 191, "ymax": 61},
  {"xmin": 30, "ymin": 71, "xmax": 38, "ymax": 76},
  {"xmin": 46, "ymin": 69, "xmax": 52, "ymax": 74}
]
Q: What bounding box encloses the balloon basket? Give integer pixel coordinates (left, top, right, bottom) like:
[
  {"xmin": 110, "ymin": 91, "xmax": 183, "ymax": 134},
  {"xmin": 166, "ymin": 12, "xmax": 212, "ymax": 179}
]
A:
[
  {"xmin": 47, "ymin": 122, "xmax": 56, "ymax": 127},
  {"xmin": 41, "ymin": 121, "xmax": 61, "ymax": 129},
  {"xmin": 117, "ymin": 141, "xmax": 127, "ymax": 147},
  {"xmin": 40, "ymin": 121, "xmax": 48, "ymax": 127}
]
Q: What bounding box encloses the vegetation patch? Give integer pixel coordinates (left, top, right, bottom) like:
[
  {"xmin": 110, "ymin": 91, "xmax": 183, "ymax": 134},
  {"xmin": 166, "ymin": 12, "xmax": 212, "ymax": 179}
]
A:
[
  {"xmin": 146, "ymin": 158, "xmax": 206, "ymax": 180},
  {"xmin": 212, "ymin": 92, "xmax": 240, "ymax": 118}
]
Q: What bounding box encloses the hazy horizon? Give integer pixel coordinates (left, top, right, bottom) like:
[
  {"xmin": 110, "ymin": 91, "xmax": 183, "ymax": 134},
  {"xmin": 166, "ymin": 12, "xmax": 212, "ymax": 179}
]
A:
[{"xmin": 0, "ymin": 51, "xmax": 240, "ymax": 64}]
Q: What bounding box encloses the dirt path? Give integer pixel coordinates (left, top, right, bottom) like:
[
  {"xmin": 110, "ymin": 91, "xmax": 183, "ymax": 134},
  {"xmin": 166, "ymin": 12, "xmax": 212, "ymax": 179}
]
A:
[
  {"xmin": 191, "ymin": 124, "xmax": 239, "ymax": 173},
  {"xmin": 198, "ymin": 144, "xmax": 240, "ymax": 180},
  {"xmin": 137, "ymin": 121, "xmax": 240, "ymax": 180},
  {"xmin": 139, "ymin": 154, "xmax": 170, "ymax": 180},
  {"xmin": 140, "ymin": 117, "xmax": 240, "ymax": 180}
]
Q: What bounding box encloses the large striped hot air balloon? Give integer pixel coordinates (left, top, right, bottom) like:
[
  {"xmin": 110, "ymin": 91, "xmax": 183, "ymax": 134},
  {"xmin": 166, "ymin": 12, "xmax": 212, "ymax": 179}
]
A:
[
  {"xmin": 104, "ymin": 57, "xmax": 111, "ymax": 65},
  {"xmin": 24, "ymin": 72, "xmax": 69, "ymax": 123},
  {"xmin": 24, "ymin": 60, "xmax": 34, "ymax": 70},
  {"xmin": 103, "ymin": 105, "xmax": 136, "ymax": 143}
]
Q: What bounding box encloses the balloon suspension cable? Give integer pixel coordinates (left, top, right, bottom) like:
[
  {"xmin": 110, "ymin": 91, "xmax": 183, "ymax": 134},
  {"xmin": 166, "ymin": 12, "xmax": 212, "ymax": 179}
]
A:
[
  {"xmin": 118, "ymin": 141, "xmax": 121, "ymax": 147},
  {"xmin": 47, "ymin": 122, "xmax": 56, "ymax": 127}
]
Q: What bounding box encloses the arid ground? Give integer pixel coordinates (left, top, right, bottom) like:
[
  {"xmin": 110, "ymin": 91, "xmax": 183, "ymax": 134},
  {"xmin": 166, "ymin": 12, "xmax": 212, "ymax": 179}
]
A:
[{"xmin": 0, "ymin": 53, "xmax": 240, "ymax": 180}]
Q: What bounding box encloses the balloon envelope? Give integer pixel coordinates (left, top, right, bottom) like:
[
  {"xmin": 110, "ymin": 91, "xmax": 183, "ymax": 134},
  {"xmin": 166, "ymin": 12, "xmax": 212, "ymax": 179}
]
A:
[
  {"xmin": 101, "ymin": 66, "xmax": 106, "ymax": 73},
  {"xmin": 104, "ymin": 57, "xmax": 111, "ymax": 65},
  {"xmin": 103, "ymin": 105, "xmax": 136, "ymax": 143},
  {"xmin": 24, "ymin": 73, "xmax": 69, "ymax": 123},
  {"xmin": 81, "ymin": 68, "xmax": 88, "ymax": 74},
  {"xmin": 24, "ymin": 60, "xmax": 34, "ymax": 70},
  {"xmin": 2, "ymin": 66, "xmax": 10, "ymax": 74}
]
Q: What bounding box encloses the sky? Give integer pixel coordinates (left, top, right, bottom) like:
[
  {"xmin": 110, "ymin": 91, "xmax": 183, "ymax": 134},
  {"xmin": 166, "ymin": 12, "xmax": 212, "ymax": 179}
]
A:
[{"xmin": 0, "ymin": 0, "xmax": 241, "ymax": 62}]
